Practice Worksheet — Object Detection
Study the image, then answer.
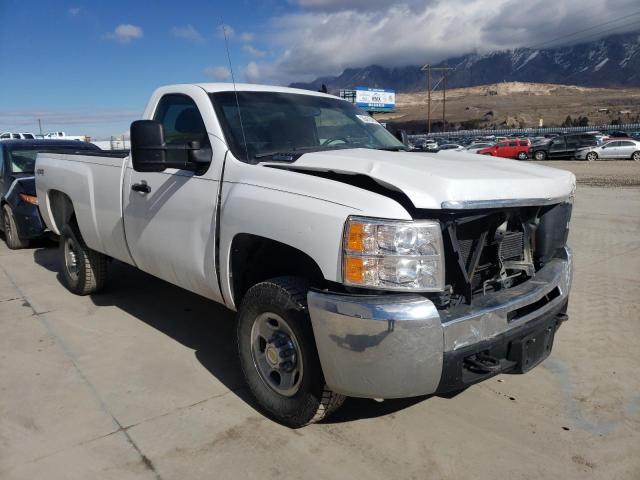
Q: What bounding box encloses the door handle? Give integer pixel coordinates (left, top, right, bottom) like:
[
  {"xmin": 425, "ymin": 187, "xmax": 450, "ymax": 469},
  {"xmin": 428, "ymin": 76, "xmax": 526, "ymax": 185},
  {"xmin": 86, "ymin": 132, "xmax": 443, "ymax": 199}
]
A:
[{"xmin": 131, "ymin": 182, "xmax": 151, "ymax": 194}]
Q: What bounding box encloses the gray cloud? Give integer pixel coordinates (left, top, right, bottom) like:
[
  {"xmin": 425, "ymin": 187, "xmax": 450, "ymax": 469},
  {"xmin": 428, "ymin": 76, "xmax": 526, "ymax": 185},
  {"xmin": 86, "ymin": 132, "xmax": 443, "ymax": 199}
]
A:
[
  {"xmin": 104, "ymin": 24, "xmax": 143, "ymax": 44},
  {"xmin": 171, "ymin": 24, "xmax": 205, "ymax": 44},
  {"xmin": 246, "ymin": 0, "xmax": 640, "ymax": 84},
  {"xmin": 204, "ymin": 66, "xmax": 231, "ymax": 80}
]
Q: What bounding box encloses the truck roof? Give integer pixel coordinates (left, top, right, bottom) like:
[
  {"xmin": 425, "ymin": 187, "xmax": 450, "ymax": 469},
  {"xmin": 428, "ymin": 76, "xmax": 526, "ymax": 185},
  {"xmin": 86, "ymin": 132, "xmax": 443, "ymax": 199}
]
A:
[{"xmin": 191, "ymin": 82, "xmax": 336, "ymax": 99}]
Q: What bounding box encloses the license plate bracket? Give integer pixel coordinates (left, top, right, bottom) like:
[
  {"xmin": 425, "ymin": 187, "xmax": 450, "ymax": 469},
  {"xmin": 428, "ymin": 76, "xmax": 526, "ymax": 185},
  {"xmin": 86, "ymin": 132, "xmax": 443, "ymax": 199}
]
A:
[{"xmin": 508, "ymin": 324, "xmax": 556, "ymax": 373}]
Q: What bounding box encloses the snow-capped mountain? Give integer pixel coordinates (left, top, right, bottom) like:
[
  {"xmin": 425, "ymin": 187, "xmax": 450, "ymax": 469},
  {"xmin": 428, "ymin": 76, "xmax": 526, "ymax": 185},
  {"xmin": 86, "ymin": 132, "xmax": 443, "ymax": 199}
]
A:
[{"xmin": 290, "ymin": 31, "xmax": 640, "ymax": 92}]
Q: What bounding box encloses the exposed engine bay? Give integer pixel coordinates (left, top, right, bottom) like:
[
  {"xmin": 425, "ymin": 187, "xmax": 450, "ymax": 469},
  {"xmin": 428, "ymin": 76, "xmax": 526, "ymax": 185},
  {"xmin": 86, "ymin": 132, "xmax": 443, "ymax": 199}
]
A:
[{"xmin": 421, "ymin": 202, "xmax": 572, "ymax": 308}]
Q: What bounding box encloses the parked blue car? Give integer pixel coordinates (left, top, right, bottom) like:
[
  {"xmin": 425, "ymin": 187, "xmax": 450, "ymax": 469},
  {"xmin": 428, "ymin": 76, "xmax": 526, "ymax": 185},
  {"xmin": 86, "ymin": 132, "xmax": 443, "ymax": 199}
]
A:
[{"xmin": 0, "ymin": 139, "xmax": 100, "ymax": 249}]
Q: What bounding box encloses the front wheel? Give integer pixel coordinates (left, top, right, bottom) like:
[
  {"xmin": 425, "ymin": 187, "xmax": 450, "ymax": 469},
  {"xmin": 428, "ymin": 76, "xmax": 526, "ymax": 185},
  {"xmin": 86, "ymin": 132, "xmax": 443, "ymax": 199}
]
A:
[
  {"xmin": 2, "ymin": 204, "xmax": 29, "ymax": 250},
  {"xmin": 632, "ymin": 151, "xmax": 640, "ymax": 162},
  {"xmin": 59, "ymin": 225, "xmax": 108, "ymax": 295},
  {"xmin": 237, "ymin": 276, "xmax": 345, "ymax": 427},
  {"xmin": 586, "ymin": 152, "xmax": 598, "ymax": 162},
  {"xmin": 517, "ymin": 151, "xmax": 528, "ymax": 160},
  {"xmin": 534, "ymin": 150, "xmax": 546, "ymax": 160}
]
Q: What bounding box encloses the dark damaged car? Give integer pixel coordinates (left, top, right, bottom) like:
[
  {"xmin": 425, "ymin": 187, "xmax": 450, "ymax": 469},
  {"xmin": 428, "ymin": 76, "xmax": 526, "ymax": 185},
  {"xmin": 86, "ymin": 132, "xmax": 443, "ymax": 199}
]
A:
[{"xmin": 0, "ymin": 140, "xmax": 100, "ymax": 249}]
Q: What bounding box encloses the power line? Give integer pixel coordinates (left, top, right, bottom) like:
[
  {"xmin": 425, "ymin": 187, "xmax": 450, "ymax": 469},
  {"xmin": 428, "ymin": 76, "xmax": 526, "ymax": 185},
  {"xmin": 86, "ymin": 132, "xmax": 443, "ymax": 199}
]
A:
[{"xmin": 529, "ymin": 10, "xmax": 640, "ymax": 50}]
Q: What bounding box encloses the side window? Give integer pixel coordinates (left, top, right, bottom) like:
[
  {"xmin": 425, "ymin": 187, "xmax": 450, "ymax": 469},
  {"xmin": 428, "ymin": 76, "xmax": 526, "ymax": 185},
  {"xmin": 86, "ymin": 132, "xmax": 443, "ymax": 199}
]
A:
[
  {"xmin": 498, "ymin": 141, "xmax": 508, "ymax": 147},
  {"xmin": 607, "ymin": 141, "xmax": 620, "ymax": 148},
  {"xmin": 508, "ymin": 141, "xmax": 517, "ymax": 147},
  {"xmin": 619, "ymin": 141, "xmax": 634, "ymax": 147},
  {"xmin": 0, "ymin": 147, "xmax": 4, "ymax": 176},
  {"xmin": 153, "ymin": 94, "xmax": 209, "ymax": 147}
]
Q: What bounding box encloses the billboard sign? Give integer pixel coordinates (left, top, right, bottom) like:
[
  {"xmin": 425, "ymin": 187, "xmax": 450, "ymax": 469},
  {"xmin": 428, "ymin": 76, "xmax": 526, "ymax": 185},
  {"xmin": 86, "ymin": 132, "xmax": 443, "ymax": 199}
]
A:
[{"xmin": 355, "ymin": 87, "xmax": 395, "ymax": 112}]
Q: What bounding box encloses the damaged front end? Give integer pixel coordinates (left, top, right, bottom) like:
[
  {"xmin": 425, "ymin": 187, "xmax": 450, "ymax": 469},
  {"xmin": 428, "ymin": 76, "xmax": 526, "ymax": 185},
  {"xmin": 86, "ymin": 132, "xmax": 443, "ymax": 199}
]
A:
[{"xmin": 421, "ymin": 201, "xmax": 572, "ymax": 309}]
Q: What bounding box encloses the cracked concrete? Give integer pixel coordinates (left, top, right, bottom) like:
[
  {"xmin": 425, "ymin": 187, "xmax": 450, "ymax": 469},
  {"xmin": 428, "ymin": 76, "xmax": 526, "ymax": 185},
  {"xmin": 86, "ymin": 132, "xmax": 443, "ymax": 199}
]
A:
[{"xmin": 1, "ymin": 182, "xmax": 639, "ymax": 479}]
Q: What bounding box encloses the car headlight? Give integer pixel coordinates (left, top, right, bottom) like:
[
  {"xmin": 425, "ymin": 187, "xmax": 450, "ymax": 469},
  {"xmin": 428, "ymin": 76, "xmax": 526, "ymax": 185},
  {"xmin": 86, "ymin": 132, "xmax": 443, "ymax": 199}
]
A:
[{"xmin": 342, "ymin": 216, "xmax": 445, "ymax": 291}]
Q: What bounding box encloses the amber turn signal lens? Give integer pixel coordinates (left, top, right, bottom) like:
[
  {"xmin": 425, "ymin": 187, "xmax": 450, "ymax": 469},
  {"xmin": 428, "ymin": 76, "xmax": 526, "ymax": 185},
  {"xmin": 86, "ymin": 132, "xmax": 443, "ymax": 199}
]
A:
[
  {"xmin": 344, "ymin": 256, "xmax": 364, "ymax": 284},
  {"xmin": 19, "ymin": 193, "xmax": 38, "ymax": 206},
  {"xmin": 346, "ymin": 222, "xmax": 365, "ymax": 252}
]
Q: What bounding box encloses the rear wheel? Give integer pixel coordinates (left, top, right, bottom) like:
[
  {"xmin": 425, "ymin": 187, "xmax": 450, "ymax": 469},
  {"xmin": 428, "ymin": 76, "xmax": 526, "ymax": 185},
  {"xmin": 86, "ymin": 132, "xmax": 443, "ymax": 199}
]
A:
[
  {"xmin": 632, "ymin": 151, "xmax": 640, "ymax": 162},
  {"xmin": 237, "ymin": 276, "xmax": 345, "ymax": 427},
  {"xmin": 586, "ymin": 151, "xmax": 598, "ymax": 162},
  {"xmin": 517, "ymin": 151, "xmax": 528, "ymax": 160},
  {"xmin": 59, "ymin": 225, "xmax": 108, "ymax": 295},
  {"xmin": 534, "ymin": 150, "xmax": 546, "ymax": 160},
  {"xmin": 2, "ymin": 204, "xmax": 29, "ymax": 250}
]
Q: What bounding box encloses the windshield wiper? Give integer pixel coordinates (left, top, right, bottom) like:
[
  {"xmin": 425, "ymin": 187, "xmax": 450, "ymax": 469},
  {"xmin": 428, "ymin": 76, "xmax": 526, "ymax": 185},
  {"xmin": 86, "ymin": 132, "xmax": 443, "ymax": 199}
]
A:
[{"xmin": 373, "ymin": 146, "xmax": 409, "ymax": 152}]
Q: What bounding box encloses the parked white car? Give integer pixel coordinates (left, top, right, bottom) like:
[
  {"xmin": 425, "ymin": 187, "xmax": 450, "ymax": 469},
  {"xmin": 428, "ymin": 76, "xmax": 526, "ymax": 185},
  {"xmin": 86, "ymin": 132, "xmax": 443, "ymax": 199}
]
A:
[
  {"xmin": 1, "ymin": 132, "xmax": 35, "ymax": 140},
  {"xmin": 575, "ymin": 139, "xmax": 640, "ymax": 161},
  {"xmin": 35, "ymin": 83, "xmax": 575, "ymax": 427}
]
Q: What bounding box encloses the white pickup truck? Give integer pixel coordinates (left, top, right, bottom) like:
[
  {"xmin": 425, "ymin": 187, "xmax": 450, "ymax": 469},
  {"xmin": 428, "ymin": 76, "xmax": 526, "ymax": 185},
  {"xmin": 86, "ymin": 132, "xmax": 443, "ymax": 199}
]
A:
[{"xmin": 36, "ymin": 83, "xmax": 575, "ymax": 427}]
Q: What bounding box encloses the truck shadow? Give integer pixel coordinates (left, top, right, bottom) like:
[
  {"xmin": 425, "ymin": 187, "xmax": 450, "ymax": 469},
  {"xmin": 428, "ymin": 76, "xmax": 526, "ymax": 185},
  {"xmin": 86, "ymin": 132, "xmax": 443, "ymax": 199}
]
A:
[{"xmin": 33, "ymin": 245, "xmax": 438, "ymax": 424}]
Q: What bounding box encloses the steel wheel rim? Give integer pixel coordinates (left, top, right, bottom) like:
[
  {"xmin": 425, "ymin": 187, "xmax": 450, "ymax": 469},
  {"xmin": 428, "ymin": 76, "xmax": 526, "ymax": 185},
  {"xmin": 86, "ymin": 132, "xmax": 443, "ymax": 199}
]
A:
[
  {"xmin": 587, "ymin": 152, "xmax": 596, "ymax": 161},
  {"xmin": 64, "ymin": 237, "xmax": 80, "ymax": 281},
  {"xmin": 250, "ymin": 312, "xmax": 303, "ymax": 397},
  {"xmin": 535, "ymin": 152, "xmax": 544, "ymax": 160},
  {"xmin": 633, "ymin": 152, "xmax": 640, "ymax": 161}
]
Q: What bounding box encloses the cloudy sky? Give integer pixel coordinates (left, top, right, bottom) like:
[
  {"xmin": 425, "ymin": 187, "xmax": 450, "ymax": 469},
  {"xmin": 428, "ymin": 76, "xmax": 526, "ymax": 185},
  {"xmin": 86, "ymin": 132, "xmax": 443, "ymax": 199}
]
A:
[{"xmin": 1, "ymin": 0, "xmax": 638, "ymax": 137}]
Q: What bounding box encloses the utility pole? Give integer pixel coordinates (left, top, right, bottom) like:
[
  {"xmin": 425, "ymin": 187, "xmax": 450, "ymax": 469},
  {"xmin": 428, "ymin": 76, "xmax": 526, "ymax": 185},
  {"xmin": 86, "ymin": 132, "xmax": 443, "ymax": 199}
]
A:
[
  {"xmin": 38, "ymin": 119, "xmax": 43, "ymax": 136},
  {"xmin": 421, "ymin": 64, "xmax": 454, "ymax": 134}
]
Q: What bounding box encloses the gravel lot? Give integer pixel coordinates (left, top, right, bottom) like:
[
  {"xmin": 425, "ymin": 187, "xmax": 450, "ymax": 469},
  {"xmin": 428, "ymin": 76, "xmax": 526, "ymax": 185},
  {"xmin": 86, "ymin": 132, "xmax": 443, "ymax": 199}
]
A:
[
  {"xmin": 531, "ymin": 160, "xmax": 640, "ymax": 187},
  {"xmin": 1, "ymin": 163, "xmax": 639, "ymax": 480}
]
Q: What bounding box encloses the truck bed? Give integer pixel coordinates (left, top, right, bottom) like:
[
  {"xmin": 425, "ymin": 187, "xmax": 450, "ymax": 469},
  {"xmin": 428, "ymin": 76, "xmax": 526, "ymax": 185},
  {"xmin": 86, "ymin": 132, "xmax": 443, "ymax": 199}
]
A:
[{"xmin": 35, "ymin": 151, "xmax": 134, "ymax": 265}]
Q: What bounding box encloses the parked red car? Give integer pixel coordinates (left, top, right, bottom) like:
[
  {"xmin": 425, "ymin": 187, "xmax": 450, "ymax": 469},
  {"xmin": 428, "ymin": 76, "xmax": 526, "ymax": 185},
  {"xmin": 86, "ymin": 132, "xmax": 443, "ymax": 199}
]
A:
[{"xmin": 477, "ymin": 139, "xmax": 531, "ymax": 160}]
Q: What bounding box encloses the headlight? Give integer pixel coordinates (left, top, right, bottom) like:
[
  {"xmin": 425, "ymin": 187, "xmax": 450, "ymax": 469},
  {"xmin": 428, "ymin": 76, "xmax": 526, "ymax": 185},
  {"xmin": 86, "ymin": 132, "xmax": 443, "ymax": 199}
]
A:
[{"xmin": 342, "ymin": 216, "xmax": 445, "ymax": 291}]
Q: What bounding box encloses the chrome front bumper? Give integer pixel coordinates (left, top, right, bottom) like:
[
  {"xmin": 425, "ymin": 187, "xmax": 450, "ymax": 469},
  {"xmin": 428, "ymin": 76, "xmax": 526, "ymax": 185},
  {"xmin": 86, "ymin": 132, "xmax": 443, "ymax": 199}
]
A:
[{"xmin": 308, "ymin": 248, "xmax": 572, "ymax": 399}]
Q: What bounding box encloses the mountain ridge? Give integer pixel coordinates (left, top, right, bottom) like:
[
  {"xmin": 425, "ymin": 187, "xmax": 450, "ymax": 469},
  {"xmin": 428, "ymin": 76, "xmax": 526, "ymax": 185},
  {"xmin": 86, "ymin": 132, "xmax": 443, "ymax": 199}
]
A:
[{"xmin": 289, "ymin": 31, "xmax": 640, "ymax": 92}]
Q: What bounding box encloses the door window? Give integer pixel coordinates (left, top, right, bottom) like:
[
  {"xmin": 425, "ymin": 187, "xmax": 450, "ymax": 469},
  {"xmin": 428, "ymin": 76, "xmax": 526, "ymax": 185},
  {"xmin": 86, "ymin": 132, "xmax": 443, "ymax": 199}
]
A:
[
  {"xmin": 549, "ymin": 139, "xmax": 566, "ymax": 152},
  {"xmin": 153, "ymin": 94, "xmax": 210, "ymax": 164},
  {"xmin": 618, "ymin": 141, "xmax": 634, "ymax": 147}
]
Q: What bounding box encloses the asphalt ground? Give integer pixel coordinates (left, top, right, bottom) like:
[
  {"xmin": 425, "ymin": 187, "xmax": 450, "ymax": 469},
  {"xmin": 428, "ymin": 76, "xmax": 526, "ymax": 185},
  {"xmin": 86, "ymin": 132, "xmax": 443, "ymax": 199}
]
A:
[{"xmin": 1, "ymin": 163, "xmax": 639, "ymax": 479}]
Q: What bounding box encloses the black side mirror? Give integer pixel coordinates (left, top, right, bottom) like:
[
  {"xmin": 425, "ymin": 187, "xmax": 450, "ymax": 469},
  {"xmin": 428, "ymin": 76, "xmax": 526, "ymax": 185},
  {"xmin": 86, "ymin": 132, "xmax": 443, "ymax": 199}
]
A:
[
  {"xmin": 130, "ymin": 120, "xmax": 213, "ymax": 174},
  {"xmin": 394, "ymin": 129, "xmax": 408, "ymax": 146},
  {"xmin": 131, "ymin": 120, "xmax": 167, "ymax": 172}
]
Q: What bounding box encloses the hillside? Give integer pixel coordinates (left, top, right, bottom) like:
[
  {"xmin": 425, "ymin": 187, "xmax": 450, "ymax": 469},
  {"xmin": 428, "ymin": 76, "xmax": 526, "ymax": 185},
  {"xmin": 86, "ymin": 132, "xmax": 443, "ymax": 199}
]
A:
[
  {"xmin": 373, "ymin": 82, "xmax": 640, "ymax": 132},
  {"xmin": 290, "ymin": 31, "xmax": 640, "ymax": 92}
]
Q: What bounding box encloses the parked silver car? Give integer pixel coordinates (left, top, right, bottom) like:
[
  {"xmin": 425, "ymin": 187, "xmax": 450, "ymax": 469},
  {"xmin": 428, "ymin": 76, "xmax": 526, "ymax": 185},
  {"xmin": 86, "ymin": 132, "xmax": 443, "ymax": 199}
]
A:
[{"xmin": 575, "ymin": 139, "xmax": 640, "ymax": 161}]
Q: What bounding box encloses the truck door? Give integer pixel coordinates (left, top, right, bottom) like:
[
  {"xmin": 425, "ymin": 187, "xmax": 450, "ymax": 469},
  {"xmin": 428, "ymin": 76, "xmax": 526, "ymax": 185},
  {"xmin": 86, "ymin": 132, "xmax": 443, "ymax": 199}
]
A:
[{"xmin": 123, "ymin": 93, "xmax": 223, "ymax": 303}]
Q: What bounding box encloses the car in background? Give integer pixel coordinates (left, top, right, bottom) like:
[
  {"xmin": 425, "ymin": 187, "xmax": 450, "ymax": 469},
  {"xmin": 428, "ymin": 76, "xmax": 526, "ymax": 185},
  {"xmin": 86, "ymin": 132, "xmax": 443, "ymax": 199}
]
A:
[
  {"xmin": 437, "ymin": 143, "xmax": 465, "ymax": 151},
  {"xmin": 530, "ymin": 133, "xmax": 597, "ymax": 160},
  {"xmin": 1, "ymin": 132, "xmax": 36, "ymax": 140},
  {"xmin": 602, "ymin": 130, "xmax": 631, "ymax": 142},
  {"xmin": 465, "ymin": 142, "xmax": 495, "ymax": 153},
  {"xmin": 477, "ymin": 139, "xmax": 530, "ymax": 160},
  {"xmin": 575, "ymin": 139, "xmax": 640, "ymax": 161},
  {"xmin": 0, "ymin": 139, "xmax": 100, "ymax": 249}
]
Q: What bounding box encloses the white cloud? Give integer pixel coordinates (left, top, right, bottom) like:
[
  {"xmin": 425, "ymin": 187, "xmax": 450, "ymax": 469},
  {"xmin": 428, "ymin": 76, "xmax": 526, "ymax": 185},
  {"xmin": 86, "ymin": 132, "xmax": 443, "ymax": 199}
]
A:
[
  {"xmin": 256, "ymin": 0, "xmax": 640, "ymax": 84},
  {"xmin": 105, "ymin": 24, "xmax": 144, "ymax": 44},
  {"xmin": 171, "ymin": 24, "xmax": 205, "ymax": 44},
  {"xmin": 204, "ymin": 66, "xmax": 231, "ymax": 80},
  {"xmin": 239, "ymin": 32, "xmax": 255, "ymax": 42},
  {"xmin": 68, "ymin": 7, "xmax": 80, "ymax": 16},
  {"xmin": 244, "ymin": 62, "xmax": 261, "ymax": 83},
  {"xmin": 242, "ymin": 44, "xmax": 266, "ymax": 58},
  {"xmin": 216, "ymin": 24, "xmax": 235, "ymax": 39}
]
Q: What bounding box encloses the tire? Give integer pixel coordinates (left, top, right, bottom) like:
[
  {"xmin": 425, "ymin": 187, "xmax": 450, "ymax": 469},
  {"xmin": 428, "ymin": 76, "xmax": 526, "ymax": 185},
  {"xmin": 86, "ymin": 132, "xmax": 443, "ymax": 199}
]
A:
[
  {"xmin": 534, "ymin": 150, "xmax": 546, "ymax": 160},
  {"xmin": 2, "ymin": 204, "xmax": 29, "ymax": 250},
  {"xmin": 237, "ymin": 276, "xmax": 345, "ymax": 427},
  {"xmin": 59, "ymin": 225, "xmax": 107, "ymax": 295},
  {"xmin": 517, "ymin": 151, "xmax": 528, "ymax": 160},
  {"xmin": 632, "ymin": 151, "xmax": 640, "ymax": 162},
  {"xmin": 586, "ymin": 152, "xmax": 598, "ymax": 162}
]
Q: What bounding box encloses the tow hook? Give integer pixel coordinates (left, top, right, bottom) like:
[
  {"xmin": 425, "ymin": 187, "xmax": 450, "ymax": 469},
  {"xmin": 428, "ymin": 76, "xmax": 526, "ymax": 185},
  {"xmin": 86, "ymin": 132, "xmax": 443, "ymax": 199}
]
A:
[{"xmin": 464, "ymin": 352, "xmax": 502, "ymax": 374}]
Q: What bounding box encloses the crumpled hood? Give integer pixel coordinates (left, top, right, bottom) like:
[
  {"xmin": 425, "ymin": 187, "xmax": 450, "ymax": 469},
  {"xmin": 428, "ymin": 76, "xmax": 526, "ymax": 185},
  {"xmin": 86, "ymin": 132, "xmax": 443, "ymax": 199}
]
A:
[{"xmin": 269, "ymin": 148, "xmax": 575, "ymax": 209}]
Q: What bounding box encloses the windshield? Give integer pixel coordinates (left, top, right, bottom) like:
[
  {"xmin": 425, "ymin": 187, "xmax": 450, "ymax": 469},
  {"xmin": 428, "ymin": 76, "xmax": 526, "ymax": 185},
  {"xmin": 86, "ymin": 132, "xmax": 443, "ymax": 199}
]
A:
[
  {"xmin": 210, "ymin": 91, "xmax": 405, "ymax": 161},
  {"xmin": 8, "ymin": 145, "xmax": 98, "ymax": 173}
]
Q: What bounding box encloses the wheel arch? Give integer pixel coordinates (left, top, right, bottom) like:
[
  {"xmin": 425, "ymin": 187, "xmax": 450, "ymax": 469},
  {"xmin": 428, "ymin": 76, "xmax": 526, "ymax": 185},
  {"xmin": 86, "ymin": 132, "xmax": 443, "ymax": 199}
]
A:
[
  {"xmin": 46, "ymin": 190, "xmax": 77, "ymax": 235},
  {"xmin": 229, "ymin": 233, "xmax": 326, "ymax": 308}
]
